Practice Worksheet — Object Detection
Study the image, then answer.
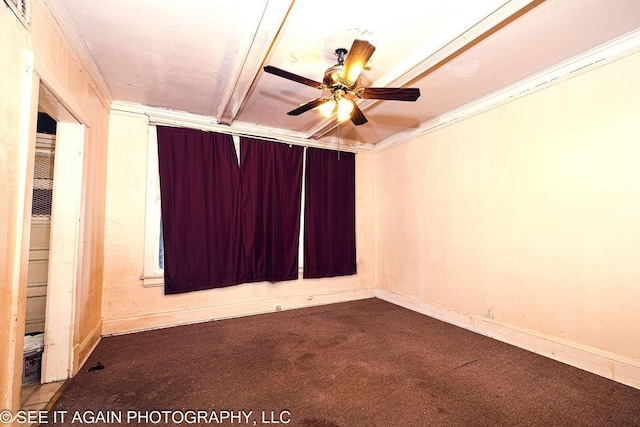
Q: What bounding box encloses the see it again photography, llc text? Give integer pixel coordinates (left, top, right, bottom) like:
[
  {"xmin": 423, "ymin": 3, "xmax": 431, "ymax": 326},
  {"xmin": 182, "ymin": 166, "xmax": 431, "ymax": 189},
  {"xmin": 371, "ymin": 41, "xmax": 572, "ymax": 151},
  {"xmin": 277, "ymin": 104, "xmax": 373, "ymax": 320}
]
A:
[{"xmin": 0, "ymin": 408, "xmax": 291, "ymax": 425}]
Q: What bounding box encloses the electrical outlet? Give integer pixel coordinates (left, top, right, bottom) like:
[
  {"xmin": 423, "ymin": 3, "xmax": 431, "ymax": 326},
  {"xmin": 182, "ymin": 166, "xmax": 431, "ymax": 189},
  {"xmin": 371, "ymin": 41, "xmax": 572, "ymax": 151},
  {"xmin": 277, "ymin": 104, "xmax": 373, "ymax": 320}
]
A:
[
  {"xmin": 275, "ymin": 305, "xmax": 282, "ymax": 311},
  {"xmin": 486, "ymin": 308, "xmax": 494, "ymax": 319}
]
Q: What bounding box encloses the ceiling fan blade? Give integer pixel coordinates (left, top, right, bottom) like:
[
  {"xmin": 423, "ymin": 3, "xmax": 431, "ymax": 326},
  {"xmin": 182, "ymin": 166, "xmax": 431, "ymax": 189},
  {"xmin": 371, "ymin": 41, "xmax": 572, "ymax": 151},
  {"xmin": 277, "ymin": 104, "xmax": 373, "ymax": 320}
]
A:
[
  {"xmin": 287, "ymin": 98, "xmax": 329, "ymax": 116},
  {"xmin": 340, "ymin": 39, "xmax": 376, "ymax": 86},
  {"xmin": 358, "ymin": 87, "xmax": 421, "ymax": 102},
  {"xmin": 264, "ymin": 65, "xmax": 323, "ymax": 89},
  {"xmin": 349, "ymin": 100, "xmax": 368, "ymax": 126}
]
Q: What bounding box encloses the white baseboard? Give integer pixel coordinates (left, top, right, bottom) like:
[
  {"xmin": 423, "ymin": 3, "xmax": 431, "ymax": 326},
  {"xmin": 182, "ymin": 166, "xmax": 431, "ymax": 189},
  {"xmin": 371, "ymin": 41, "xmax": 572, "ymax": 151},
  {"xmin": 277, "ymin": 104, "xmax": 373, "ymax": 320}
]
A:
[
  {"xmin": 73, "ymin": 321, "xmax": 102, "ymax": 375},
  {"xmin": 102, "ymin": 287, "xmax": 376, "ymax": 336},
  {"xmin": 375, "ymin": 288, "xmax": 640, "ymax": 390}
]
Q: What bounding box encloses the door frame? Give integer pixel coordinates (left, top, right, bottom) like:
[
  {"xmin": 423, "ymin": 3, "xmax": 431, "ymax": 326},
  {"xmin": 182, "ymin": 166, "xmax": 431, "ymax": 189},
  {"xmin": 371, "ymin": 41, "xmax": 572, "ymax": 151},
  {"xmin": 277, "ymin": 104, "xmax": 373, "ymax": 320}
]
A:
[{"xmin": 35, "ymin": 81, "xmax": 85, "ymax": 383}]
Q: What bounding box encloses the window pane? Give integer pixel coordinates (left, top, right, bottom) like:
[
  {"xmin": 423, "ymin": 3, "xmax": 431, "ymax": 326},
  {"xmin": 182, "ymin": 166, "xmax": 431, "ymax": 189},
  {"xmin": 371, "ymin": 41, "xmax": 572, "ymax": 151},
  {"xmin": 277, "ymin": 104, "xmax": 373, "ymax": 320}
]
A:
[{"xmin": 159, "ymin": 215, "xmax": 164, "ymax": 270}]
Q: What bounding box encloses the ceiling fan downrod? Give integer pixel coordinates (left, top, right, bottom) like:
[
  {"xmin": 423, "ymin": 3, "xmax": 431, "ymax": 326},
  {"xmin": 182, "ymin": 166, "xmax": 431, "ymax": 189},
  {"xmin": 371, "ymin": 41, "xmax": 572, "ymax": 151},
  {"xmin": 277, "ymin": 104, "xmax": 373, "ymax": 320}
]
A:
[{"xmin": 334, "ymin": 48, "xmax": 348, "ymax": 65}]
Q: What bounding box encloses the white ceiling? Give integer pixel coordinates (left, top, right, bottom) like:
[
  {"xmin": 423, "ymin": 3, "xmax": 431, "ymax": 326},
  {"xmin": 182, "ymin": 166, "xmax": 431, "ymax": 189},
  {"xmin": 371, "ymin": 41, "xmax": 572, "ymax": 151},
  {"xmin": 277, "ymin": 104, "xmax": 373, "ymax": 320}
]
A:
[{"xmin": 57, "ymin": 0, "xmax": 640, "ymax": 148}]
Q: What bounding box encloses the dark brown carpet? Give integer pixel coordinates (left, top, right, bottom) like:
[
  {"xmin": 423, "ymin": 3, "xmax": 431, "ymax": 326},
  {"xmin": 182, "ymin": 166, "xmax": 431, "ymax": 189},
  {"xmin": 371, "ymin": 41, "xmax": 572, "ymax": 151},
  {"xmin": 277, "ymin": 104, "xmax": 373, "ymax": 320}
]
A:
[{"xmin": 45, "ymin": 298, "xmax": 640, "ymax": 426}]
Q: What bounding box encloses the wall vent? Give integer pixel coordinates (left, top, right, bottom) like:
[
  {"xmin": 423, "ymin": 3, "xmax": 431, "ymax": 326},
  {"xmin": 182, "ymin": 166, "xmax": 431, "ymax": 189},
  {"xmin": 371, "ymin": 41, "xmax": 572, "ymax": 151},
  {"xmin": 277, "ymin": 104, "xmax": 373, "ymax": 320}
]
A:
[
  {"xmin": 4, "ymin": 0, "xmax": 30, "ymax": 27},
  {"xmin": 32, "ymin": 134, "xmax": 55, "ymax": 217}
]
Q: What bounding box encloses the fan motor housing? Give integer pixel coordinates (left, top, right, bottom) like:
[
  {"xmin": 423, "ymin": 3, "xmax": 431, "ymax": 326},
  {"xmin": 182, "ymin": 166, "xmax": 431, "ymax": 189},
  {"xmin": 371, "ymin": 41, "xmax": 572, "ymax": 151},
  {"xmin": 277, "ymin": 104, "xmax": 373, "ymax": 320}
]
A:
[
  {"xmin": 323, "ymin": 65, "xmax": 342, "ymax": 87},
  {"xmin": 323, "ymin": 65, "xmax": 358, "ymax": 90}
]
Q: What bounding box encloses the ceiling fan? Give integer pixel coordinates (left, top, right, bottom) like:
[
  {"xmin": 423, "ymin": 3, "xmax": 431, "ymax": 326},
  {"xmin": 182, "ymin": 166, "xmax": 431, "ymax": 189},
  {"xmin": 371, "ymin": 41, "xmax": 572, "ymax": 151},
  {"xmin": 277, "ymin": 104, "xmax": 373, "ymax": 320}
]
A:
[{"xmin": 263, "ymin": 39, "xmax": 421, "ymax": 126}]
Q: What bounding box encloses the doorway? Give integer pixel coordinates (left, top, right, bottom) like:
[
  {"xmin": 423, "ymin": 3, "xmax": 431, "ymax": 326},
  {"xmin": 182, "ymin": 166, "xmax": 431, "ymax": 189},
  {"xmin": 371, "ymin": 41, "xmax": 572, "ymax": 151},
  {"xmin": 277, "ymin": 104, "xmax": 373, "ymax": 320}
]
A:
[
  {"xmin": 25, "ymin": 113, "xmax": 57, "ymax": 337},
  {"xmin": 27, "ymin": 83, "xmax": 85, "ymax": 386},
  {"xmin": 21, "ymin": 113, "xmax": 64, "ymax": 408}
]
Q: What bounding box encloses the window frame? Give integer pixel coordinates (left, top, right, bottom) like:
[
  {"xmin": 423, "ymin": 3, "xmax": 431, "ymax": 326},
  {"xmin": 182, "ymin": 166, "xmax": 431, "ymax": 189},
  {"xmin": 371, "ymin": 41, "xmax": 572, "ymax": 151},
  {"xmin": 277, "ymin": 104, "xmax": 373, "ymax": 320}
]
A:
[
  {"xmin": 142, "ymin": 126, "xmax": 307, "ymax": 287},
  {"xmin": 142, "ymin": 125, "xmax": 164, "ymax": 286}
]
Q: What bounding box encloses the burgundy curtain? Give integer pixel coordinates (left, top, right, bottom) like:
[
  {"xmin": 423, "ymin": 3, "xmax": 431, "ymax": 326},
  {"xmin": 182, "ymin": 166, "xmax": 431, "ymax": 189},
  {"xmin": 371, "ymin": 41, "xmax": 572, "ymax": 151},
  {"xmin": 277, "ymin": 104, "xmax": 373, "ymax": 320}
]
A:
[
  {"xmin": 303, "ymin": 148, "xmax": 356, "ymax": 278},
  {"xmin": 157, "ymin": 126, "xmax": 244, "ymax": 294},
  {"xmin": 240, "ymin": 137, "xmax": 304, "ymax": 282}
]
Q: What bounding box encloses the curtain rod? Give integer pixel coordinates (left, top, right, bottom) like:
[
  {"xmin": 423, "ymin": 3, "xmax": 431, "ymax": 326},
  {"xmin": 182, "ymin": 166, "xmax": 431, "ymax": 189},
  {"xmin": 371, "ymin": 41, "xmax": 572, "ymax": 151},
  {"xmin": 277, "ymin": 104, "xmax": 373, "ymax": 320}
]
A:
[{"xmin": 146, "ymin": 115, "xmax": 360, "ymax": 153}]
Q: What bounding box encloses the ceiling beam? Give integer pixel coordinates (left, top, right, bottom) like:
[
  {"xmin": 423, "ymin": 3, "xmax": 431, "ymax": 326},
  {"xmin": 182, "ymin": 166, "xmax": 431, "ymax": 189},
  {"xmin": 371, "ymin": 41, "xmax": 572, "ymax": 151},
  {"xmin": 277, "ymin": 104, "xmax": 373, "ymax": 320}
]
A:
[
  {"xmin": 306, "ymin": 0, "xmax": 545, "ymax": 140},
  {"xmin": 215, "ymin": 0, "xmax": 295, "ymax": 125}
]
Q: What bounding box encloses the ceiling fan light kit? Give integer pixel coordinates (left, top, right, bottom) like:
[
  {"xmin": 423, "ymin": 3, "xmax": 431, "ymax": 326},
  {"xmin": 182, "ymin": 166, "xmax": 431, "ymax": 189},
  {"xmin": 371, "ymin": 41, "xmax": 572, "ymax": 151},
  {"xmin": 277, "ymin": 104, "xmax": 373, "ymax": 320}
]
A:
[{"xmin": 264, "ymin": 39, "xmax": 421, "ymax": 126}]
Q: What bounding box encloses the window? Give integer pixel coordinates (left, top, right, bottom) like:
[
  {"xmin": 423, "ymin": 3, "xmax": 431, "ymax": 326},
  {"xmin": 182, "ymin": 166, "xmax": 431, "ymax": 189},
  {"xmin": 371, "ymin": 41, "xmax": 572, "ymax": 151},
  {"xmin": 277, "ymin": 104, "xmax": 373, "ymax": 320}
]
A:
[
  {"xmin": 142, "ymin": 126, "xmax": 164, "ymax": 286},
  {"xmin": 303, "ymin": 148, "xmax": 356, "ymax": 278},
  {"xmin": 143, "ymin": 125, "xmax": 355, "ymax": 289},
  {"xmin": 141, "ymin": 125, "xmax": 304, "ymax": 287},
  {"xmin": 142, "ymin": 126, "xmax": 245, "ymax": 287}
]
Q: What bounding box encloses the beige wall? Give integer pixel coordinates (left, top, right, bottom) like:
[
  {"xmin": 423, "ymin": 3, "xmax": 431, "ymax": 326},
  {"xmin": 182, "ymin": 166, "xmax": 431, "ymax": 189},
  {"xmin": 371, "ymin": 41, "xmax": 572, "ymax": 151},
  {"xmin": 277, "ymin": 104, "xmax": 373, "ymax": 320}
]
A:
[
  {"xmin": 102, "ymin": 112, "xmax": 376, "ymax": 334},
  {"xmin": 376, "ymin": 51, "xmax": 640, "ymax": 387},
  {"xmin": 0, "ymin": 0, "xmax": 109, "ymax": 414}
]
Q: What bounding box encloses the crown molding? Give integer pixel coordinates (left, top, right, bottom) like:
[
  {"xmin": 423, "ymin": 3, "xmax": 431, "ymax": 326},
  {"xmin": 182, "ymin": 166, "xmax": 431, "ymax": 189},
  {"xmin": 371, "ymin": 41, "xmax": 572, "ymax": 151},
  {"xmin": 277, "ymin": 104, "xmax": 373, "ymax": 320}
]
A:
[
  {"xmin": 374, "ymin": 27, "xmax": 640, "ymax": 152},
  {"xmin": 112, "ymin": 26, "xmax": 640, "ymax": 155}
]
